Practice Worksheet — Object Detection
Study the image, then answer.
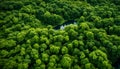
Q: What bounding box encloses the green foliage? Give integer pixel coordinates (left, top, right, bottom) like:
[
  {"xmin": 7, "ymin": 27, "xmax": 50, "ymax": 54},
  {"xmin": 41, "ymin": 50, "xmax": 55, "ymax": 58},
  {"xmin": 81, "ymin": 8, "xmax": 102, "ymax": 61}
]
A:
[
  {"xmin": 61, "ymin": 55, "xmax": 72, "ymax": 68},
  {"xmin": 85, "ymin": 31, "xmax": 94, "ymax": 40},
  {"xmin": 36, "ymin": 59, "xmax": 42, "ymax": 65},
  {"xmin": 79, "ymin": 22, "xmax": 90, "ymax": 30},
  {"xmin": 89, "ymin": 49, "xmax": 113, "ymax": 69},
  {"xmin": 41, "ymin": 53, "xmax": 49, "ymax": 62},
  {"xmin": 61, "ymin": 46, "xmax": 68, "ymax": 54},
  {"xmin": 0, "ymin": 0, "xmax": 120, "ymax": 69},
  {"xmin": 50, "ymin": 45, "xmax": 60, "ymax": 54},
  {"xmin": 42, "ymin": 11, "xmax": 65, "ymax": 26}
]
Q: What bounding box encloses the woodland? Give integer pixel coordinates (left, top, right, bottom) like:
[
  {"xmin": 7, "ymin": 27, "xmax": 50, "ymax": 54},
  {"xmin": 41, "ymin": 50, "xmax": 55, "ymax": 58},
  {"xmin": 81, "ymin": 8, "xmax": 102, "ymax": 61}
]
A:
[{"xmin": 0, "ymin": 0, "xmax": 120, "ymax": 69}]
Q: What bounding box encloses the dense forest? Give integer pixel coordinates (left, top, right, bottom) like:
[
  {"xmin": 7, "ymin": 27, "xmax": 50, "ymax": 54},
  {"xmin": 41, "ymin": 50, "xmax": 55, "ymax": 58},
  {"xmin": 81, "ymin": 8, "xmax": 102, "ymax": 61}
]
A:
[{"xmin": 0, "ymin": 0, "xmax": 120, "ymax": 69}]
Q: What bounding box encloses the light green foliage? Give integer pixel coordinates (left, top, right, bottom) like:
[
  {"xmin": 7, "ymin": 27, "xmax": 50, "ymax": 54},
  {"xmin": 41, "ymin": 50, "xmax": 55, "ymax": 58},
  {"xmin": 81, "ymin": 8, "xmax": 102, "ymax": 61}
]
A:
[
  {"xmin": 41, "ymin": 53, "xmax": 49, "ymax": 62},
  {"xmin": 73, "ymin": 65, "xmax": 81, "ymax": 69},
  {"xmin": 64, "ymin": 35, "xmax": 69, "ymax": 41},
  {"xmin": 36, "ymin": 59, "xmax": 42, "ymax": 65},
  {"xmin": 20, "ymin": 47, "xmax": 26, "ymax": 55},
  {"xmin": 3, "ymin": 60, "xmax": 17, "ymax": 69},
  {"xmin": 85, "ymin": 63, "xmax": 94, "ymax": 69},
  {"xmin": 53, "ymin": 35, "xmax": 64, "ymax": 42},
  {"xmin": 12, "ymin": 17, "xmax": 19, "ymax": 23},
  {"xmin": 61, "ymin": 55, "xmax": 72, "ymax": 68},
  {"xmin": 61, "ymin": 46, "xmax": 68, "ymax": 54},
  {"xmin": 79, "ymin": 22, "xmax": 90, "ymax": 30},
  {"xmin": 17, "ymin": 31, "xmax": 27, "ymax": 42},
  {"xmin": 39, "ymin": 43, "xmax": 47, "ymax": 52},
  {"xmin": 80, "ymin": 52, "xmax": 86, "ymax": 59},
  {"xmin": 31, "ymin": 49, "xmax": 39, "ymax": 59},
  {"xmin": 68, "ymin": 29, "xmax": 78, "ymax": 39},
  {"xmin": 67, "ymin": 43, "xmax": 73, "ymax": 52},
  {"xmin": 50, "ymin": 45, "xmax": 60, "ymax": 54},
  {"xmin": 33, "ymin": 43, "xmax": 39, "ymax": 49},
  {"xmin": 89, "ymin": 49, "xmax": 112, "ymax": 69},
  {"xmin": 78, "ymin": 16, "xmax": 85, "ymax": 22},
  {"xmin": 72, "ymin": 40, "xmax": 79, "ymax": 48},
  {"xmin": 0, "ymin": 39, "xmax": 16, "ymax": 48},
  {"xmin": 81, "ymin": 58, "xmax": 89, "ymax": 65},
  {"xmin": 39, "ymin": 64, "xmax": 46, "ymax": 69},
  {"xmin": 0, "ymin": 50, "xmax": 9, "ymax": 57},
  {"xmin": 86, "ymin": 31, "xmax": 94, "ymax": 40},
  {"xmin": 32, "ymin": 35, "xmax": 39, "ymax": 43}
]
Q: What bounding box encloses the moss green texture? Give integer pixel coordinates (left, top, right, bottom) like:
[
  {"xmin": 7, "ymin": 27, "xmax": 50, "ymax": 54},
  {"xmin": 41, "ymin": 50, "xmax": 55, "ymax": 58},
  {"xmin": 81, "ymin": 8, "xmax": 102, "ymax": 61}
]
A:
[{"xmin": 0, "ymin": 0, "xmax": 120, "ymax": 69}]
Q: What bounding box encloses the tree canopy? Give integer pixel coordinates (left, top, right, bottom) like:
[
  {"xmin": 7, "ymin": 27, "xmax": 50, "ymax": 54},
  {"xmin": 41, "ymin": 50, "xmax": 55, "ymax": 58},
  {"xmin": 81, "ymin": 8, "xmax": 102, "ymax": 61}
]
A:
[{"xmin": 0, "ymin": 0, "xmax": 120, "ymax": 69}]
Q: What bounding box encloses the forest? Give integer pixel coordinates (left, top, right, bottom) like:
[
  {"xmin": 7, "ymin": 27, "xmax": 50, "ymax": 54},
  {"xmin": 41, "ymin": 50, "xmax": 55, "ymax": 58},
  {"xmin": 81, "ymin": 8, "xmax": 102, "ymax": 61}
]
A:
[{"xmin": 0, "ymin": 0, "xmax": 120, "ymax": 69}]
